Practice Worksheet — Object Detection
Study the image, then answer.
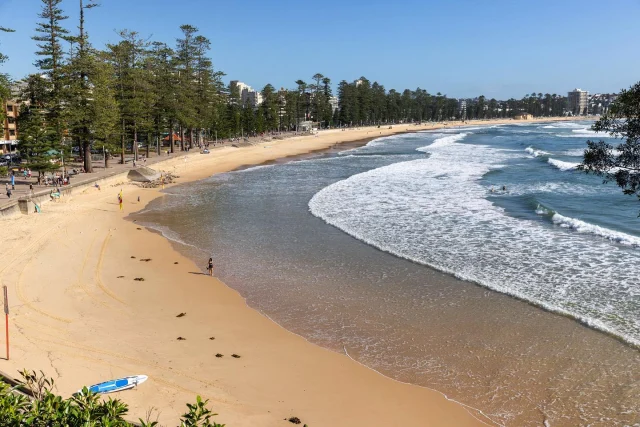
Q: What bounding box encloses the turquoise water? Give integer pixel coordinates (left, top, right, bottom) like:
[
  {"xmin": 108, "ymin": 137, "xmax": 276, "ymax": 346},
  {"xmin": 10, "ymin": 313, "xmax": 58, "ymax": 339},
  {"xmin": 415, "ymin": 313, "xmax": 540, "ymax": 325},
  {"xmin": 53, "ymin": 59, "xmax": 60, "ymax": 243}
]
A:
[
  {"xmin": 138, "ymin": 121, "xmax": 640, "ymax": 426},
  {"xmin": 311, "ymin": 121, "xmax": 640, "ymax": 347}
]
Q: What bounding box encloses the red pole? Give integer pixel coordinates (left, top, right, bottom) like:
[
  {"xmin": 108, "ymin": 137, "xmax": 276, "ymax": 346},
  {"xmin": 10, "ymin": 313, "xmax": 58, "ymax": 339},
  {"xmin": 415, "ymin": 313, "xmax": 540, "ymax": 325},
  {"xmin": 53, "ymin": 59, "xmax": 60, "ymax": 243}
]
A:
[{"xmin": 4, "ymin": 314, "xmax": 7, "ymax": 361}]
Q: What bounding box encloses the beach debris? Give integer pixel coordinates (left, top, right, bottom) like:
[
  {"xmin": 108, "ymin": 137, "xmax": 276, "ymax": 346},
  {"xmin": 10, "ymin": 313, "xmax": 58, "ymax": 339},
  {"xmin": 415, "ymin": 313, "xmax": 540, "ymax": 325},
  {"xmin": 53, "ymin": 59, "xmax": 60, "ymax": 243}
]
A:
[
  {"xmin": 215, "ymin": 353, "xmax": 223, "ymax": 358},
  {"xmin": 117, "ymin": 276, "xmax": 124, "ymax": 279},
  {"xmin": 176, "ymin": 313, "xmax": 186, "ymax": 318},
  {"xmin": 288, "ymin": 417, "xmax": 302, "ymax": 424},
  {"xmin": 136, "ymin": 227, "xmax": 142, "ymax": 230},
  {"xmin": 140, "ymin": 258, "xmax": 152, "ymax": 262},
  {"xmin": 176, "ymin": 337, "xmax": 186, "ymax": 341},
  {"xmin": 130, "ymin": 256, "xmax": 136, "ymax": 259},
  {"xmin": 209, "ymin": 337, "xmax": 215, "ymax": 340},
  {"xmin": 231, "ymin": 354, "xmax": 241, "ymax": 358},
  {"xmin": 137, "ymin": 172, "xmax": 179, "ymax": 188},
  {"xmin": 174, "ymin": 262, "xmax": 179, "ymax": 264},
  {"xmin": 134, "ymin": 278, "xmax": 145, "ymax": 281}
]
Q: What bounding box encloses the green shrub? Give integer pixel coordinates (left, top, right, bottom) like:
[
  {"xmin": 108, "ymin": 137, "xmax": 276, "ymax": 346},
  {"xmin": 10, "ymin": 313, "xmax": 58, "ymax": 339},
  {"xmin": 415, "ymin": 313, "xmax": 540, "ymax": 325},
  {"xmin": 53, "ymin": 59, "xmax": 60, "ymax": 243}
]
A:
[
  {"xmin": 0, "ymin": 370, "xmax": 225, "ymax": 426},
  {"xmin": 0, "ymin": 167, "xmax": 7, "ymax": 177}
]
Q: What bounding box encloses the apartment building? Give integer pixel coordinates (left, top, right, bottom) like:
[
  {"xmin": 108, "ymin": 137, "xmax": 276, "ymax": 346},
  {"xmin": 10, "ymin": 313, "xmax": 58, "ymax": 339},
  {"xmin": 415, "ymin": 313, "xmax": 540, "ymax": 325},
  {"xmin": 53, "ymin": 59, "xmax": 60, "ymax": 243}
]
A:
[
  {"xmin": 1, "ymin": 99, "xmax": 20, "ymax": 154},
  {"xmin": 568, "ymin": 88, "xmax": 589, "ymax": 116},
  {"xmin": 230, "ymin": 80, "xmax": 263, "ymax": 108}
]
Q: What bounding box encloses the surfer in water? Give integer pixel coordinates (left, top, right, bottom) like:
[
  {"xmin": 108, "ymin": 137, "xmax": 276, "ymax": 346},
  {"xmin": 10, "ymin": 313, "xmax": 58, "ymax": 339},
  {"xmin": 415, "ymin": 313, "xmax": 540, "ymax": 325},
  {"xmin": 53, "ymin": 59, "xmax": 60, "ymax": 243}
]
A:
[{"xmin": 207, "ymin": 257, "xmax": 214, "ymax": 276}]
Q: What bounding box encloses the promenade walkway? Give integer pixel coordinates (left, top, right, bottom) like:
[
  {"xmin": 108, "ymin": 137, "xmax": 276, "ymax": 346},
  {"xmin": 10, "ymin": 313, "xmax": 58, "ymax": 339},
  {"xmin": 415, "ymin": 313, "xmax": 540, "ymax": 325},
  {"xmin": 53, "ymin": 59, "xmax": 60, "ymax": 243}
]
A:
[{"xmin": 0, "ymin": 145, "xmax": 225, "ymax": 210}]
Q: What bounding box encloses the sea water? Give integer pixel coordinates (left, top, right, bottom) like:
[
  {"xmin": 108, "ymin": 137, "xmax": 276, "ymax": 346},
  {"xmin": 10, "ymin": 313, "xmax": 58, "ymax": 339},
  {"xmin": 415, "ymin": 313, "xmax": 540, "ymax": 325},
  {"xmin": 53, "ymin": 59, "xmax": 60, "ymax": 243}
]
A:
[{"xmin": 137, "ymin": 122, "xmax": 640, "ymax": 426}]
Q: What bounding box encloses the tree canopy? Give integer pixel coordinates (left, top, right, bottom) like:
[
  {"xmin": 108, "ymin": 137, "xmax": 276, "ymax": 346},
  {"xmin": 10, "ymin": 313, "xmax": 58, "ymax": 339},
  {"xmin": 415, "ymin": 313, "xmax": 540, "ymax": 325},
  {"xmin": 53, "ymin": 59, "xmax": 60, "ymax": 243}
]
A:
[
  {"xmin": 580, "ymin": 81, "xmax": 640, "ymax": 208},
  {"xmin": 8, "ymin": 0, "xmax": 574, "ymax": 176}
]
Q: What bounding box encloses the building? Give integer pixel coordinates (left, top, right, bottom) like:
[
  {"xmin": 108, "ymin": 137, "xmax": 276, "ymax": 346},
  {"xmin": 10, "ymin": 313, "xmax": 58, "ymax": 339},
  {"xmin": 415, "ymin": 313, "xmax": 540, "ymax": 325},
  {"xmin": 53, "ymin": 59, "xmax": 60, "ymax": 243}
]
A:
[
  {"xmin": 514, "ymin": 113, "xmax": 534, "ymax": 120},
  {"xmin": 329, "ymin": 96, "xmax": 339, "ymax": 114},
  {"xmin": 588, "ymin": 93, "xmax": 617, "ymax": 115},
  {"xmin": 1, "ymin": 99, "xmax": 21, "ymax": 154},
  {"xmin": 457, "ymin": 99, "xmax": 467, "ymax": 119},
  {"xmin": 229, "ymin": 80, "xmax": 263, "ymax": 108},
  {"xmin": 568, "ymin": 88, "xmax": 589, "ymax": 116}
]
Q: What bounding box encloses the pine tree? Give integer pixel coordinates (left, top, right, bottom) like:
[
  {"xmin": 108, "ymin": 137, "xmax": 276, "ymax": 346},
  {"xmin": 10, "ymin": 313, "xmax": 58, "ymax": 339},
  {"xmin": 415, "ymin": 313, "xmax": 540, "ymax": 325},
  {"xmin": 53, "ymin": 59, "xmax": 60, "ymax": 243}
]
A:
[
  {"xmin": 106, "ymin": 30, "xmax": 153, "ymax": 163},
  {"xmin": 175, "ymin": 25, "xmax": 199, "ymax": 149},
  {"xmin": 148, "ymin": 41, "xmax": 177, "ymax": 154},
  {"xmin": 32, "ymin": 0, "xmax": 70, "ymax": 149},
  {"xmin": 17, "ymin": 75, "xmax": 61, "ymax": 175},
  {"xmin": 66, "ymin": 0, "xmax": 108, "ymax": 172},
  {"xmin": 259, "ymin": 84, "xmax": 278, "ymax": 132}
]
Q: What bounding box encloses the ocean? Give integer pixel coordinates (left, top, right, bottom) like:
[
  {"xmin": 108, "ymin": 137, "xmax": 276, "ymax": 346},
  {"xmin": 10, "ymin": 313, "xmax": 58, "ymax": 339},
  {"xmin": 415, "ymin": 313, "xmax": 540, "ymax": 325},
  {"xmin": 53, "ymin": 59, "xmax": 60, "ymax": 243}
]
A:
[{"xmin": 136, "ymin": 121, "xmax": 640, "ymax": 426}]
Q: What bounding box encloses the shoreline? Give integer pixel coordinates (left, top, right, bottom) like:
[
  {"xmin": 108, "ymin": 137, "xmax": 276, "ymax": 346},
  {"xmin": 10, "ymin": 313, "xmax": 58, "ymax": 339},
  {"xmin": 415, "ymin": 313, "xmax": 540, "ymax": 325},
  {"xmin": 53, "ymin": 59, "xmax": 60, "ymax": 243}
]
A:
[{"xmin": 0, "ymin": 117, "xmax": 585, "ymax": 426}]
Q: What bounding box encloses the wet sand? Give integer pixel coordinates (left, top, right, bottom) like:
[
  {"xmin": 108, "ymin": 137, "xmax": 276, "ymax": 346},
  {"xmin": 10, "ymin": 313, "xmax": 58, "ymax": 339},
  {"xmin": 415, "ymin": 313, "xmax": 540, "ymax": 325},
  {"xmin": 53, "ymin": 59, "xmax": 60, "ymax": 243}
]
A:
[
  {"xmin": 0, "ymin": 118, "xmax": 587, "ymax": 426},
  {"xmin": 137, "ymin": 118, "xmax": 640, "ymax": 426}
]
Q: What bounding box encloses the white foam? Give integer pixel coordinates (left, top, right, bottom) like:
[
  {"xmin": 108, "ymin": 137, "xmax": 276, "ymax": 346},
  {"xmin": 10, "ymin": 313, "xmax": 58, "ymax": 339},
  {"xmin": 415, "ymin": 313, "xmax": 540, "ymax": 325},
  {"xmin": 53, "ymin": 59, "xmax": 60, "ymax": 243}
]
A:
[
  {"xmin": 309, "ymin": 132, "xmax": 640, "ymax": 348},
  {"xmin": 525, "ymin": 146, "xmax": 550, "ymax": 157},
  {"xmin": 506, "ymin": 182, "xmax": 608, "ymax": 197},
  {"xmin": 417, "ymin": 133, "xmax": 469, "ymax": 150},
  {"xmin": 545, "ymin": 122, "xmax": 587, "ymax": 129},
  {"xmin": 548, "ymin": 158, "xmax": 579, "ymax": 171},
  {"xmin": 572, "ymin": 128, "xmax": 600, "ymax": 136},
  {"xmin": 535, "ymin": 204, "xmax": 553, "ymax": 215},
  {"xmin": 556, "ymin": 134, "xmax": 605, "ymax": 138},
  {"xmin": 562, "ymin": 148, "xmax": 586, "ymax": 157},
  {"xmin": 552, "ymin": 213, "xmax": 640, "ymax": 247}
]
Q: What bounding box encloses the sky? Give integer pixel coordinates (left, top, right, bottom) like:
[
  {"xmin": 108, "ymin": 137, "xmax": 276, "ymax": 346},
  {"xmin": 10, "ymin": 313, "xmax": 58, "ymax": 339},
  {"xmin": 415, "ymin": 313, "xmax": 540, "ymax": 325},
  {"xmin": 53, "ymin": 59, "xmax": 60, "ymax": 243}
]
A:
[{"xmin": 0, "ymin": 0, "xmax": 638, "ymax": 99}]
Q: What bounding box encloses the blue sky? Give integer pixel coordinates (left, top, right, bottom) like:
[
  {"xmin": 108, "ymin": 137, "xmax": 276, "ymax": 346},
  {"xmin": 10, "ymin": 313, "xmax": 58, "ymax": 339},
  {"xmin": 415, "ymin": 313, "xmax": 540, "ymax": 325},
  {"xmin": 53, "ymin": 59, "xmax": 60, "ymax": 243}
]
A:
[{"xmin": 0, "ymin": 0, "xmax": 638, "ymax": 99}]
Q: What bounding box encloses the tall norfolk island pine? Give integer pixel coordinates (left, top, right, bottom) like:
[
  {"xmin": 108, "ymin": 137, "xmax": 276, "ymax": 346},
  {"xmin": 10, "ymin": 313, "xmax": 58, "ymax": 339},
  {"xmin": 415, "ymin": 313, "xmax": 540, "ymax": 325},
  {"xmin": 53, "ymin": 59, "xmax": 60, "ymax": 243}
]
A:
[
  {"xmin": 18, "ymin": 0, "xmax": 70, "ymax": 175},
  {"xmin": 107, "ymin": 30, "xmax": 153, "ymax": 164},
  {"xmin": 66, "ymin": 0, "xmax": 119, "ymax": 172}
]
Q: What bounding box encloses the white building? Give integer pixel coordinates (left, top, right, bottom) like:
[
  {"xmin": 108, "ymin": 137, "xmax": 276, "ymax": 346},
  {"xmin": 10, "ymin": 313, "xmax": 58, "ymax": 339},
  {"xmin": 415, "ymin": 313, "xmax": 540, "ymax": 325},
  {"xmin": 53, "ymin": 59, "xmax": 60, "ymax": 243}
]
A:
[
  {"xmin": 230, "ymin": 80, "xmax": 263, "ymax": 108},
  {"xmin": 568, "ymin": 88, "xmax": 589, "ymax": 116},
  {"xmin": 329, "ymin": 96, "xmax": 339, "ymax": 114}
]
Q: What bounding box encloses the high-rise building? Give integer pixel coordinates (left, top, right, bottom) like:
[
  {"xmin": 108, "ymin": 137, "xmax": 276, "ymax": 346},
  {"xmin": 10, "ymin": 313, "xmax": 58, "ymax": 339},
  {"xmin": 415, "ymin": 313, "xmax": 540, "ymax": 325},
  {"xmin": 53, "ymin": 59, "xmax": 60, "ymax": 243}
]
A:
[
  {"xmin": 2, "ymin": 99, "xmax": 21, "ymax": 154},
  {"xmin": 2, "ymin": 81, "xmax": 29, "ymax": 153},
  {"xmin": 329, "ymin": 96, "xmax": 339, "ymax": 114},
  {"xmin": 458, "ymin": 99, "xmax": 467, "ymax": 119},
  {"xmin": 568, "ymin": 88, "xmax": 589, "ymax": 116},
  {"xmin": 229, "ymin": 80, "xmax": 263, "ymax": 108}
]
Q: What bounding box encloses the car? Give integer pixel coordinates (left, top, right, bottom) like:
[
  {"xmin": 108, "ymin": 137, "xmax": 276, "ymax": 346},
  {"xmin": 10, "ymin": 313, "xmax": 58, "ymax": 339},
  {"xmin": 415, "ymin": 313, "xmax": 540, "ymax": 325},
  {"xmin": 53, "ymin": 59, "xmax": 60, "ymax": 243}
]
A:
[{"xmin": 3, "ymin": 154, "xmax": 20, "ymax": 164}]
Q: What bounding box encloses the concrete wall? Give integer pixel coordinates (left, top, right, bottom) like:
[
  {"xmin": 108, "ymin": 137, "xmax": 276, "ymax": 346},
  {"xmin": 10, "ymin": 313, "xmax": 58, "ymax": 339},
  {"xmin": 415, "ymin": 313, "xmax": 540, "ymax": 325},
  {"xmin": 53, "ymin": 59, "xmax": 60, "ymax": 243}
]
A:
[{"xmin": 1, "ymin": 169, "xmax": 132, "ymax": 216}]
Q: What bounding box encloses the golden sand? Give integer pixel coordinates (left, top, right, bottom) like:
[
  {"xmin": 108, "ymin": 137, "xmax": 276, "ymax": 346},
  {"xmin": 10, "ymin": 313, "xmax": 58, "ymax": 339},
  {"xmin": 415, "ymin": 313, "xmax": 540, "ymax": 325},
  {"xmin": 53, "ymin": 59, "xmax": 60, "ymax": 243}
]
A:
[{"xmin": 0, "ymin": 118, "xmax": 578, "ymax": 426}]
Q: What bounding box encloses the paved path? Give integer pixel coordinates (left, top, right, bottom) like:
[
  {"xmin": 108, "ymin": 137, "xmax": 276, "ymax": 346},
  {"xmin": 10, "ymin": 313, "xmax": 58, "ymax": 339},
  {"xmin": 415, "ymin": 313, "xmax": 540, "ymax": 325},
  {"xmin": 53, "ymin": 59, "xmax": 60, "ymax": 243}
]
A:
[{"xmin": 0, "ymin": 144, "xmax": 228, "ymax": 210}]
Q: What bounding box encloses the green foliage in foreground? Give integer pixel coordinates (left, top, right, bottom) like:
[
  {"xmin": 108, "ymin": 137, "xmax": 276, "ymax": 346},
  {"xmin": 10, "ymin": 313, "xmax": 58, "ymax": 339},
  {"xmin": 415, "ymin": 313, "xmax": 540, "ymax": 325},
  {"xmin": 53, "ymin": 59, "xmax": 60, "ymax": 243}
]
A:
[
  {"xmin": 0, "ymin": 370, "xmax": 224, "ymax": 427},
  {"xmin": 580, "ymin": 81, "xmax": 640, "ymax": 214}
]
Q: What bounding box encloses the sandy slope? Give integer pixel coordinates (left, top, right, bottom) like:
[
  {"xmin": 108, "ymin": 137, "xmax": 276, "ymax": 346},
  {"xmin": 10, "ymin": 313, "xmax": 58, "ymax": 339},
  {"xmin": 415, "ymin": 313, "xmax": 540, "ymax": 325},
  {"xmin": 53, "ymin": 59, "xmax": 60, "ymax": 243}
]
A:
[{"xmin": 0, "ymin": 119, "xmax": 579, "ymax": 426}]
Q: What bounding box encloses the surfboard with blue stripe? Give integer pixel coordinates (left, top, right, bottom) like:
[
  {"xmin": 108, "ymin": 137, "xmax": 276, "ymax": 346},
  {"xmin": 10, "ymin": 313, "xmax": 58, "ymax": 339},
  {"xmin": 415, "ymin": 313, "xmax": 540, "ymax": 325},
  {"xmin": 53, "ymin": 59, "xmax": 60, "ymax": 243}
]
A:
[{"xmin": 80, "ymin": 375, "xmax": 148, "ymax": 394}]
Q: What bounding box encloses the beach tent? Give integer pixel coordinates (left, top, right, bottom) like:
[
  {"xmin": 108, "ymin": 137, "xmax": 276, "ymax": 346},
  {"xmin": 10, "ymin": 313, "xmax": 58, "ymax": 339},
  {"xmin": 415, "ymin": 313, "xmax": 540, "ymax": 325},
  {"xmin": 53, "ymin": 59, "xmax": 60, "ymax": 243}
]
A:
[{"xmin": 162, "ymin": 133, "xmax": 182, "ymax": 142}]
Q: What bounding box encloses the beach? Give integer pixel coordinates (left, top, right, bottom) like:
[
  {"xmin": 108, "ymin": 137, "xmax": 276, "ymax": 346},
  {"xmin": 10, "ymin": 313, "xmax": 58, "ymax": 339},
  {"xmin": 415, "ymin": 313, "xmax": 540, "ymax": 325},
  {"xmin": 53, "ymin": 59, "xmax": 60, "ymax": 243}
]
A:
[{"xmin": 0, "ymin": 118, "xmax": 589, "ymax": 426}]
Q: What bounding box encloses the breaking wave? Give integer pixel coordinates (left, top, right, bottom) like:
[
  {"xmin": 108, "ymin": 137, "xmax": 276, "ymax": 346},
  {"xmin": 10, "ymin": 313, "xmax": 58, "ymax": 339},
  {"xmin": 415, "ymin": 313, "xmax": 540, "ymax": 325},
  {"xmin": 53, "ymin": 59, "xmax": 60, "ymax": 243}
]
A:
[
  {"xmin": 552, "ymin": 213, "xmax": 640, "ymax": 247},
  {"xmin": 525, "ymin": 146, "xmax": 550, "ymax": 157},
  {"xmin": 548, "ymin": 158, "xmax": 579, "ymax": 171},
  {"xmin": 309, "ymin": 132, "xmax": 640, "ymax": 348}
]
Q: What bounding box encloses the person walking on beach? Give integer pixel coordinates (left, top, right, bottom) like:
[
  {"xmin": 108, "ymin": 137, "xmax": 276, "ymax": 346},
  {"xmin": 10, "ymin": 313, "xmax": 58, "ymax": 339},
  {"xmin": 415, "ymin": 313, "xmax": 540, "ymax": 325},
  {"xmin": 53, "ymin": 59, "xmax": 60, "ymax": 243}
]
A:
[
  {"xmin": 207, "ymin": 257, "xmax": 214, "ymax": 276},
  {"xmin": 118, "ymin": 189, "xmax": 123, "ymax": 212}
]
